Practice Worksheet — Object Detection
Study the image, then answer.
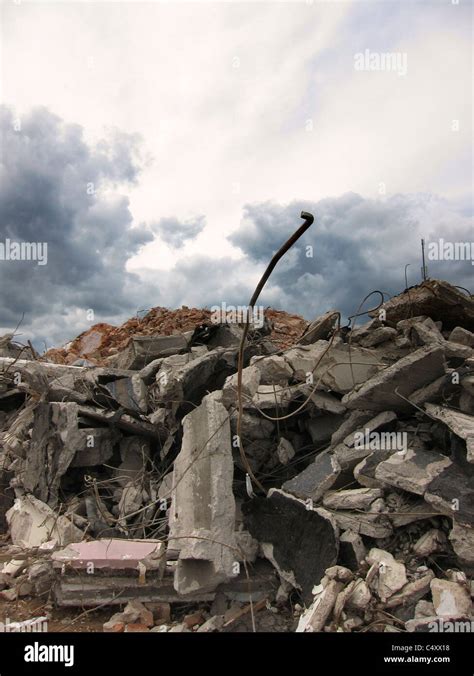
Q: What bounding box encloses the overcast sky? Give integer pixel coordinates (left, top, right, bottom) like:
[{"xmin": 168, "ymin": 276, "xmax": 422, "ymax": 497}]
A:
[{"xmin": 0, "ymin": 0, "xmax": 472, "ymax": 350}]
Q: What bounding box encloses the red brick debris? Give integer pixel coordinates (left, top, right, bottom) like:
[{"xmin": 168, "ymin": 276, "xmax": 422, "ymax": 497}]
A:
[{"xmin": 44, "ymin": 307, "xmax": 308, "ymax": 365}]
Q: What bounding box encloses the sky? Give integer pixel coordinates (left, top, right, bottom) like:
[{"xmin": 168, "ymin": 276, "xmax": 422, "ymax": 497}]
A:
[{"xmin": 0, "ymin": 0, "xmax": 472, "ymax": 350}]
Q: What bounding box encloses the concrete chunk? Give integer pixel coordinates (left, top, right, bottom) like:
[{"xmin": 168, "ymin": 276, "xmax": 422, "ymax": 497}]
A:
[
  {"xmin": 276, "ymin": 437, "xmax": 295, "ymax": 465},
  {"xmin": 299, "ymin": 311, "xmax": 338, "ymax": 345},
  {"xmin": 243, "ymin": 489, "xmax": 339, "ymax": 603},
  {"xmin": 370, "ymin": 280, "xmax": 474, "ymax": 332},
  {"xmin": 331, "ymin": 511, "xmax": 392, "ymax": 539},
  {"xmin": 359, "ymin": 327, "xmax": 397, "ymax": 348},
  {"xmin": 412, "ymin": 529, "xmax": 447, "ymax": 558},
  {"xmin": 249, "ymin": 355, "xmax": 293, "ymax": 385},
  {"xmin": 229, "ymin": 410, "xmax": 274, "ymax": 440},
  {"xmin": 104, "ymin": 374, "xmax": 148, "ymax": 413},
  {"xmin": 284, "ymin": 341, "xmax": 381, "ymax": 394},
  {"xmin": 168, "ymin": 394, "xmax": 236, "ymax": 594},
  {"xmin": 449, "ymin": 326, "xmax": 474, "ymax": 348},
  {"xmin": 331, "ymin": 409, "xmax": 374, "ymax": 446},
  {"xmin": 424, "ymin": 463, "xmax": 474, "ymax": 527},
  {"xmin": 353, "ymin": 450, "xmax": 394, "ymax": 489},
  {"xmin": 342, "ymin": 345, "xmax": 445, "ymax": 412},
  {"xmin": 6, "ymin": 495, "xmax": 83, "ymax": 549},
  {"xmin": 221, "ymin": 366, "xmax": 261, "ymax": 408},
  {"xmin": 430, "ymin": 578, "xmax": 472, "ymax": 618},
  {"xmin": 296, "ymin": 579, "xmax": 343, "ymax": 632},
  {"xmin": 282, "ymin": 450, "xmax": 341, "ymax": 502},
  {"xmin": 375, "ymin": 447, "xmax": 452, "ymax": 496},
  {"xmin": 156, "ymin": 349, "xmax": 225, "ymax": 405},
  {"xmin": 366, "ymin": 548, "xmax": 408, "ymax": 602},
  {"xmin": 323, "ymin": 488, "xmax": 383, "ymax": 511},
  {"xmin": 251, "ymin": 384, "xmax": 291, "ymax": 410},
  {"xmin": 384, "ymin": 571, "xmax": 435, "ymax": 609},
  {"xmin": 116, "ymin": 334, "xmax": 188, "ymax": 370},
  {"xmin": 24, "ymin": 402, "xmax": 119, "ymax": 505},
  {"xmin": 333, "ymin": 410, "xmax": 398, "ymax": 470}
]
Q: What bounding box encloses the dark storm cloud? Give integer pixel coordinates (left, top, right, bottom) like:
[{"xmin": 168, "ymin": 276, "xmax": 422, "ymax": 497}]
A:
[
  {"xmin": 152, "ymin": 215, "xmax": 206, "ymax": 248},
  {"xmin": 1, "ymin": 106, "xmax": 471, "ymax": 350},
  {"xmin": 228, "ymin": 193, "xmax": 474, "ymax": 321},
  {"xmin": 0, "ymin": 105, "xmax": 154, "ymax": 339}
]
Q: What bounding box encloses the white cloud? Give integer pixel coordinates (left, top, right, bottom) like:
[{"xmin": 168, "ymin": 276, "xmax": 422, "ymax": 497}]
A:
[{"xmin": 0, "ymin": 1, "xmax": 472, "ymax": 346}]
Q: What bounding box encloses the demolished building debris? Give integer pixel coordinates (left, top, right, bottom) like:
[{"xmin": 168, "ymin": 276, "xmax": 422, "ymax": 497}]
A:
[{"xmin": 0, "ymin": 278, "xmax": 473, "ymax": 632}]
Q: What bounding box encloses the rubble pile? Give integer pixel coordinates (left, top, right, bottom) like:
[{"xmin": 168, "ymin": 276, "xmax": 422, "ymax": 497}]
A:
[
  {"xmin": 44, "ymin": 307, "xmax": 307, "ymax": 365},
  {"xmin": 0, "ymin": 278, "xmax": 473, "ymax": 632}
]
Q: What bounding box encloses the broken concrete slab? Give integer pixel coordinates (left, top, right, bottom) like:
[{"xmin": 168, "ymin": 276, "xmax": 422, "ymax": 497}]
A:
[
  {"xmin": 344, "ymin": 578, "xmax": 372, "ymax": 610},
  {"xmin": 388, "ymin": 499, "xmax": 439, "ymax": 528},
  {"xmin": 24, "ymin": 402, "xmax": 111, "ymax": 505},
  {"xmin": 115, "ymin": 334, "xmax": 189, "ymax": 370},
  {"xmin": 374, "ymin": 447, "xmax": 452, "ymax": 496},
  {"xmin": 425, "ymin": 403, "xmax": 474, "ymax": 463},
  {"xmin": 284, "ymin": 341, "xmax": 382, "ymax": 394},
  {"xmin": 440, "ymin": 341, "xmax": 473, "ymax": 360},
  {"xmin": 424, "ymin": 463, "xmax": 474, "ymax": 527},
  {"xmin": 370, "ymin": 280, "xmax": 474, "ymax": 332},
  {"xmin": 52, "ymin": 539, "xmax": 165, "ymax": 573},
  {"xmin": 242, "ymin": 489, "xmax": 339, "ymax": 603},
  {"xmin": 155, "ymin": 349, "xmax": 228, "ymax": 407},
  {"xmin": 0, "ymin": 334, "xmax": 33, "ymax": 360},
  {"xmin": 408, "ymin": 374, "xmax": 451, "ymax": 408},
  {"xmin": 77, "ymin": 404, "xmax": 161, "ymax": 440},
  {"xmin": 103, "ymin": 374, "xmax": 148, "ymax": 413},
  {"xmin": 353, "ymin": 450, "xmax": 394, "ymax": 489},
  {"xmin": 415, "ymin": 599, "xmax": 436, "ymax": 618},
  {"xmin": 332, "ymin": 410, "xmax": 398, "ymax": 471},
  {"xmin": 342, "ymin": 345, "xmax": 446, "ymax": 412},
  {"xmin": 69, "ymin": 427, "xmax": 118, "ymax": 468},
  {"xmin": 168, "ymin": 393, "xmax": 237, "ymax": 594},
  {"xmin": 315, "ymin": 344, "xmax": 382, "ymax": 395},
  {"xmin": 53, "ymin": 558, "xmax": 277, "ymax": 607},
  {"xmin": 308, "ymin": 391, "xmax": 346, "ymax": 415},
  {"xmin": 282, "ymin": 450, "xmax": 341, "ymax": 502}
]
